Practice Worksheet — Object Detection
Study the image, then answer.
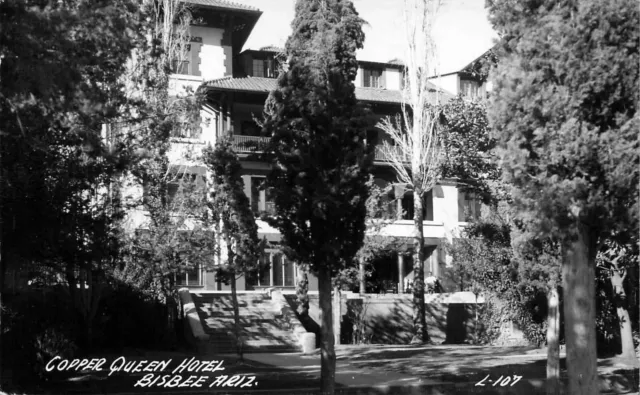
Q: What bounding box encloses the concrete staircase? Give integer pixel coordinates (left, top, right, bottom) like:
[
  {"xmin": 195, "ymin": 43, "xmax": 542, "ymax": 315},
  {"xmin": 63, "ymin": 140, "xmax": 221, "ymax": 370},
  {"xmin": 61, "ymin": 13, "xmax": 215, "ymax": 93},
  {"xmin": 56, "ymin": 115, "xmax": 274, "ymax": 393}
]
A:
[{"xmin": 191, "ymin": 292, "xmax": 300, "ymax": 353}]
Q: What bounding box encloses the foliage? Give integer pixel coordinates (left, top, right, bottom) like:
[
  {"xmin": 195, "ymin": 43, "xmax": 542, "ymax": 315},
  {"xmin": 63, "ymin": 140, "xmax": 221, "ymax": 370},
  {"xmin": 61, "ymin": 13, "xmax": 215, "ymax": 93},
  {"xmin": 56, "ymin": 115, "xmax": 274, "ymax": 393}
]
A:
[
  {"xmin": 0, "ymin": 0, "xmax": 205, "ymax": 358},
  {"xmin": 118, "ymin": 0, "xmax": 208, "ymax": 318},
  {"xmin": 99, "ymin": 280, "xmax": 174, "ymax": 350},
  {"xmin": 262, "ymin": 0, "xmax": 372, "ymax": 276},
  {"xmin": 203, "ymin": 137, "xmax": 263, "ymax": 281},
  {"xmin": 261, "ymin": 0, "xmax": 371, "ymax": 392},
  {"xmin": 440, "ymin": 97, "xmax": 502, "ymax": 202},
  {"xmin": 34, "ymin": 328, "xmax": 79, "ymax": 379},
  {"xmin": 347, "ymin": 298, "xmax": 371, "ymax": 345},
  {"xmin": 1, "ymin": 290, "xmax": 78, "ymax": 388},
  {"xmin": 335, "ymin": 176, "xmax": 400, "ymax": 292},
  {"xmin": 487, "ymin": 0, "xmax": 639, "ymax": 247},
  {"xmin": 0, "ymin": 0, "xmax": 148, "ymax": 351},
  {"xmin": 203, "ymin": 137, "xmax": 263, "ymax": 358},
  {"xmin": 447, "ymin": 213, "xmax": 558, "ymax": 346},
  {"xmin": 375, "ymin": 0, "xmax": 444, "ymax": 343},
  {"xmin": 487, "ymin": 0, "xmax": 639, "ymax": 390}
]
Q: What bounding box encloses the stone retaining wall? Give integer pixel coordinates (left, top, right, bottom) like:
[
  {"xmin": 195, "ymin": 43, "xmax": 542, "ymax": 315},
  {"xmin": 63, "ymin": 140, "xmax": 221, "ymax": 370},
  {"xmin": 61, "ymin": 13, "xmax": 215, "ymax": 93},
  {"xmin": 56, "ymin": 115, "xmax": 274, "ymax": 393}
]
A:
[{"xmin": 286, "ymin": 292, "xmax": 484, "ymax": 345}]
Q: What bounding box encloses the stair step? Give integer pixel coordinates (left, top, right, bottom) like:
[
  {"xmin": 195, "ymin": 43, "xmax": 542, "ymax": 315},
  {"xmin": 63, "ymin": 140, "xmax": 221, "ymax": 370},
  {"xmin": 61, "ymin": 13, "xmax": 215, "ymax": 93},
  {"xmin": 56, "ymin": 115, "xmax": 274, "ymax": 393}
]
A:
[{"xmin": 190, "ymin": 292, "xmax": 300, "ymax": 354}]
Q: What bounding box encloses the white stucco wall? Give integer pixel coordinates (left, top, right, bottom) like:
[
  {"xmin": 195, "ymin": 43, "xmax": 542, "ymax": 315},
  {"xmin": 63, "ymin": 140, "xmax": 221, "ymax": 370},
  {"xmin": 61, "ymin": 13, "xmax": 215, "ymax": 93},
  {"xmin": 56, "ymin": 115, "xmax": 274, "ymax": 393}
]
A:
[
  {"xmin": 431, "ymin": 74, "xmax": 459, "ymax": 96},
  {"xmin": 168, "ymin": 75, "xmax": 202, "ymax": 97},
  {"xmin": 385, "ymin": 68, "xmax": 401, "ymax": 91},
  {"xmin": 355, "ymin": 67, "xmax": 363, "ymax": 87},
  {"xmin": 189, "ymin": 26, "xmax": 228, "ymax": 81}
]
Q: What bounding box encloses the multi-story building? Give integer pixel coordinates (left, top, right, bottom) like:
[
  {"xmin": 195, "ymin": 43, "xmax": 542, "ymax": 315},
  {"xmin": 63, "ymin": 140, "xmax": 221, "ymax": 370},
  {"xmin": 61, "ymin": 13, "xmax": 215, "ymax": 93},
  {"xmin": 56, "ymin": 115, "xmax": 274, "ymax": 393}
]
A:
[
  {"xmin": 430, "ymin": 47, "xmax": 497, "ymax": 99},
  {"xmin": 159, "ymin": 0, "xmax": 482, "ymax": 293}
]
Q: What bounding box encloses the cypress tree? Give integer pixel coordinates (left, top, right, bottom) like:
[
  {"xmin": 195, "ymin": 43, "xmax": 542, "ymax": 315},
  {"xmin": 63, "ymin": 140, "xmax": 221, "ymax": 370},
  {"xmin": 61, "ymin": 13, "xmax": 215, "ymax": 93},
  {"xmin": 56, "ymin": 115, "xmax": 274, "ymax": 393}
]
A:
[
  {"xmin": 487, "ymin": 0, "xmax": 639, "ymax": 393},
  {"xmin": 262, "ymin": 1, "xmax": 372, "ymax": 393}
]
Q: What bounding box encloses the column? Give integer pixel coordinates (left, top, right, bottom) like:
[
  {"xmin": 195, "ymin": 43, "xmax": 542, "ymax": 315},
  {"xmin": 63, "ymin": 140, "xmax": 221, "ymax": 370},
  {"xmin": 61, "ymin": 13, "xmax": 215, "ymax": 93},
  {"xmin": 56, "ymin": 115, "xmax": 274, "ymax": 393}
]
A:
[
  {"xmin": 398, "ymin": 254, "xmax": 404, "ymax": 293},
  {"xmin": 269, "ymin": 253, "xmax": 274, "ymax": 287}
]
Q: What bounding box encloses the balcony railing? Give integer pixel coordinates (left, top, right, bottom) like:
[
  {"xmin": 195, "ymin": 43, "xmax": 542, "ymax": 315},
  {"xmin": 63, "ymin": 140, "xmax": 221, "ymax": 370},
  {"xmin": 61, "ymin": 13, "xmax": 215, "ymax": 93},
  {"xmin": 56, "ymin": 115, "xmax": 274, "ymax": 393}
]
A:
[
  {"xmin": 232, "ymin": 135, "xmax": 270, "ymax": 153},
  {"xmin": 373, "ymin": 145, "xmax": 410, "ymax": 162},
  {"xmin": 231, "ymin": 136, "xmax": 409, "ymax": 163}
]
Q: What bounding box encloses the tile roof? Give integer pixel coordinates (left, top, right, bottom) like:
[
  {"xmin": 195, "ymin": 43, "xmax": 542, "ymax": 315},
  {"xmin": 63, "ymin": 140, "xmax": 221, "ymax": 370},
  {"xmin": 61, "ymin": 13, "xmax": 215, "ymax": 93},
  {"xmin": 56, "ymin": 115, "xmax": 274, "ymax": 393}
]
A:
[
  {"xmin": 259, "ymin": 46, "xmax": 285, "ymax": 53},
  {"xmin": 201, "ymin": 77, "xmax": 452, "ymax": 104},
  {"xmin": 182, "ymin": 0, "xmax": 261, "ymax": 12}
]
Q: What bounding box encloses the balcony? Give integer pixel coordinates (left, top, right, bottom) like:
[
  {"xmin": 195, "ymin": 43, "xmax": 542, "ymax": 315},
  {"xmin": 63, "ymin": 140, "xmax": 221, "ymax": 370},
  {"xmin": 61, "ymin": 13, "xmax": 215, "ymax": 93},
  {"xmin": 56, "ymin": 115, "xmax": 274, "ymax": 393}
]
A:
[
  {"xmin": 232, "ymin": 135, "xmax": 270, "ymax": 153},
  {"xmin": 231, "ymin": 135, "xmax": 409, "ymax": 163},
  {"xmin": 373, "ymin": 145, "xmax": 410, "ymax": 163}
]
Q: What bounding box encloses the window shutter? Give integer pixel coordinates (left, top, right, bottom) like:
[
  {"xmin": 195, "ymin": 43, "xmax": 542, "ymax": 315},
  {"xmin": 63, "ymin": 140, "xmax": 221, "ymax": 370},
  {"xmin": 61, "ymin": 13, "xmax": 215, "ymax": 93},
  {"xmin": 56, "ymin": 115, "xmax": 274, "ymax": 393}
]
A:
[
  {"xmin": 190, "ymin": 43, "xmax": 201, "ymax": 76},
  {"xmin": 475, "ymin": 197, "xmax": 482, "ymax": 220},
  {"xmin": 363, "ymin": 69, "xmax": 369, "ymax": 87},
  {"xmin": 457, "ymin": 190, "xmax": 466, "ymax": 222},
  {"xmin": 380, "ymin": 69, "xmax": 386, "ymax": 89}
]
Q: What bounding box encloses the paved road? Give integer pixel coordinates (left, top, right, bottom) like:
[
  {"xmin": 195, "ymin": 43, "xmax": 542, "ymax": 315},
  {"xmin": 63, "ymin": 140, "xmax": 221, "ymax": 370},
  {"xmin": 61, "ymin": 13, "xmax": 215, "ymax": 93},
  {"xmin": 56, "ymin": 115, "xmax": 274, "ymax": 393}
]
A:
[{"xmin": 16, "ymin": 345, "xmax": 639, "ymax": 395}]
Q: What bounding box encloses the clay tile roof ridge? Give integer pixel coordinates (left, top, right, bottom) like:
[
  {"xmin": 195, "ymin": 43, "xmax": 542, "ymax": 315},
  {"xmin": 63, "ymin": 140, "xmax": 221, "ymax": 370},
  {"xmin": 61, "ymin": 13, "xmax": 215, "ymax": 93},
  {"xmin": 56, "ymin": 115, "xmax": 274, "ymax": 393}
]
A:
[{"xmin": 182, "ymin": 0, "xmax": 261, "ymax": 12}]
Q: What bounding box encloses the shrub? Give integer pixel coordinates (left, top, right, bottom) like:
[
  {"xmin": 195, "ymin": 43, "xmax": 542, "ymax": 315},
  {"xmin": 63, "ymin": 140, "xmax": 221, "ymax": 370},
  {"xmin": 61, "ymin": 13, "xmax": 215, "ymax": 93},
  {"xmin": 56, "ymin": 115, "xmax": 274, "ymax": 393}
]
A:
[
  {"xmin": 99, "ymin": 282, "xmax": 175, "ymax": 350},
  {"xmin": 34, "ymin": 328, "xmax": 78, "ymax": 379},
  {"xmin": 1, "ymin": 289, "xmax": 78, "ymax": 389}
]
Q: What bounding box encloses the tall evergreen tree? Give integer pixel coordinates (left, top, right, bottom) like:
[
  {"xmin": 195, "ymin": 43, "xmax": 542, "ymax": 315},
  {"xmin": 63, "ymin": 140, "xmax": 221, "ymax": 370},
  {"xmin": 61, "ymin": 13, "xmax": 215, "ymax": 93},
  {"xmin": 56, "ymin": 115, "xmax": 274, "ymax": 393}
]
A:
[
  {"xmin": 203, "ymin": 138, "xmax": 263, "ymax": 360},
  {"xmin": 261, "ymin": 1, "xmax": 372, "ymax": 392},
  {"xmin": 0, "ymin": 0, "xmax": 144, "ymax": 349},
  {"xmin": 487, "ymin": 0, "xmax": 639, "ymax": 393}
]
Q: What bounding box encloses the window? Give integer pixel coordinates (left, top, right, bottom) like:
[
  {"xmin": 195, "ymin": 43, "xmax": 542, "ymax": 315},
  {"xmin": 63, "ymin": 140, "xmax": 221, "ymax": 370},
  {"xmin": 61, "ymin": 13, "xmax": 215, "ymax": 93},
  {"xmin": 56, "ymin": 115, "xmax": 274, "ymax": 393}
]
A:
[
  {"xmin": 171, "ymin": 110, "xmax": 202, "ymax": 139},
  {"xmin": 252, "ymin": 59, "xmax": 265, "ymax": 77},
  {"xmin": 400, "ymin": 189, "xmax": 434, "ymax": 221},
  {"xmin": 460, "ymin": 79, "xmax": 480, "ymax": 98},
  {"xmin": 458, "ymin": 190, "xmax": 481, "ymax": 222},
  {"xmin": 246, "ymin": 252, "xmax": 295, "ymax": 288},
  {"xmin": 176, "ymin": 264, "xmax": 201, "ymax": 286},
  {"xmin": 366, "ymin": 129, "xmax": 379, "ymax": 146},
  {"xmin": 363, "ymin": 68, "xmax": 383, "ymax": 88},
  {"xmin": 272, "ymin": 253, "xmax": 295, "ymax": 287},
  {"xmin": 170, "ymin": 40, "xmax": 202, "ymax": 76},
  {"xmin": 252, "ymin": 58, "xmax": 277, "ymax": 78},
  {"xmin": 246, "ymin": 253, "xmax": 271, "ymax": 287},
  {"xmin": 250, "ymin": 177, "xmax": 275, "ymax": 216},
  {"xmin": 166, "ymin": 168, "xmax": 207, "ymax": 207},
  {"xmin": 171, "ymin": 60, "xmax": 190, "ymax": 75}
]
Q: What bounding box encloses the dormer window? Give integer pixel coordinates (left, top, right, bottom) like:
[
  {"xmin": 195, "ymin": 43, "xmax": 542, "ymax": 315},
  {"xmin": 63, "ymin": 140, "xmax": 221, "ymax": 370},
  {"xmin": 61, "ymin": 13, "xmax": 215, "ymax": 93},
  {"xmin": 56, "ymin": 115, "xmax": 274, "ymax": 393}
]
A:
[
  {"xmin": 252, "ymin": 58, "xmax": 277, "ymax": 78},
  {"xmin": 363, "ymin": 67, "xmax": 383, "ymax": 88}
]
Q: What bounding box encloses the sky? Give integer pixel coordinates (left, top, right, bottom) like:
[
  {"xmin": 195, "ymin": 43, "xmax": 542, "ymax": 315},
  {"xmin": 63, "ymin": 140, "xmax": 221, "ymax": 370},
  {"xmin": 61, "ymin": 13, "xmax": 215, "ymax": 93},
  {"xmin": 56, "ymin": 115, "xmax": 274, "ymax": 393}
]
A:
[{"xmin": 237, "ymin": 0, "xmax": 498, "ymax": 74}]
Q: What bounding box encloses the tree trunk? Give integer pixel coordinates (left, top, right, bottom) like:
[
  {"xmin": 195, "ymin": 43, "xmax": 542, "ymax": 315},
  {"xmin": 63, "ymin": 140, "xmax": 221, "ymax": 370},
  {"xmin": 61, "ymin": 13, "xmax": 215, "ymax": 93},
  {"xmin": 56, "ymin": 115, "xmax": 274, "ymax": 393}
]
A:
[
  {"xmin": 231, "ymin": 271, "xmax": 243, "ymax": 361},
  {"xmin": 411, "ymin": 191, "xmax": 428, "ymax": 344},
  {"xmin": 318, "ymin": 267, "xmax": 336, "ymax": 395},
  {"xmin": 296, "ymin": 263, "xmax": 309, "ymax": 316},
  {"xmin": 359, "ymin": 258, "xmax": 366, "ymax": 295},
  {"xmin": 563, "ymin": 225, "xmax": 598, "ymax": 395},
  {"xmin": 474, "ymin": 293, "xmax": 479, "ymax": 344},
  {"xmin": 610, "ymin": 268, "xmax": 635, "ymax": 361},
  {"xmin": 333, "ymin": 286, "xmax": 341, "ymax": 345},
  {"xmin": 546, "ymin": 286, "xmax": 560, "ymax": 395}
]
